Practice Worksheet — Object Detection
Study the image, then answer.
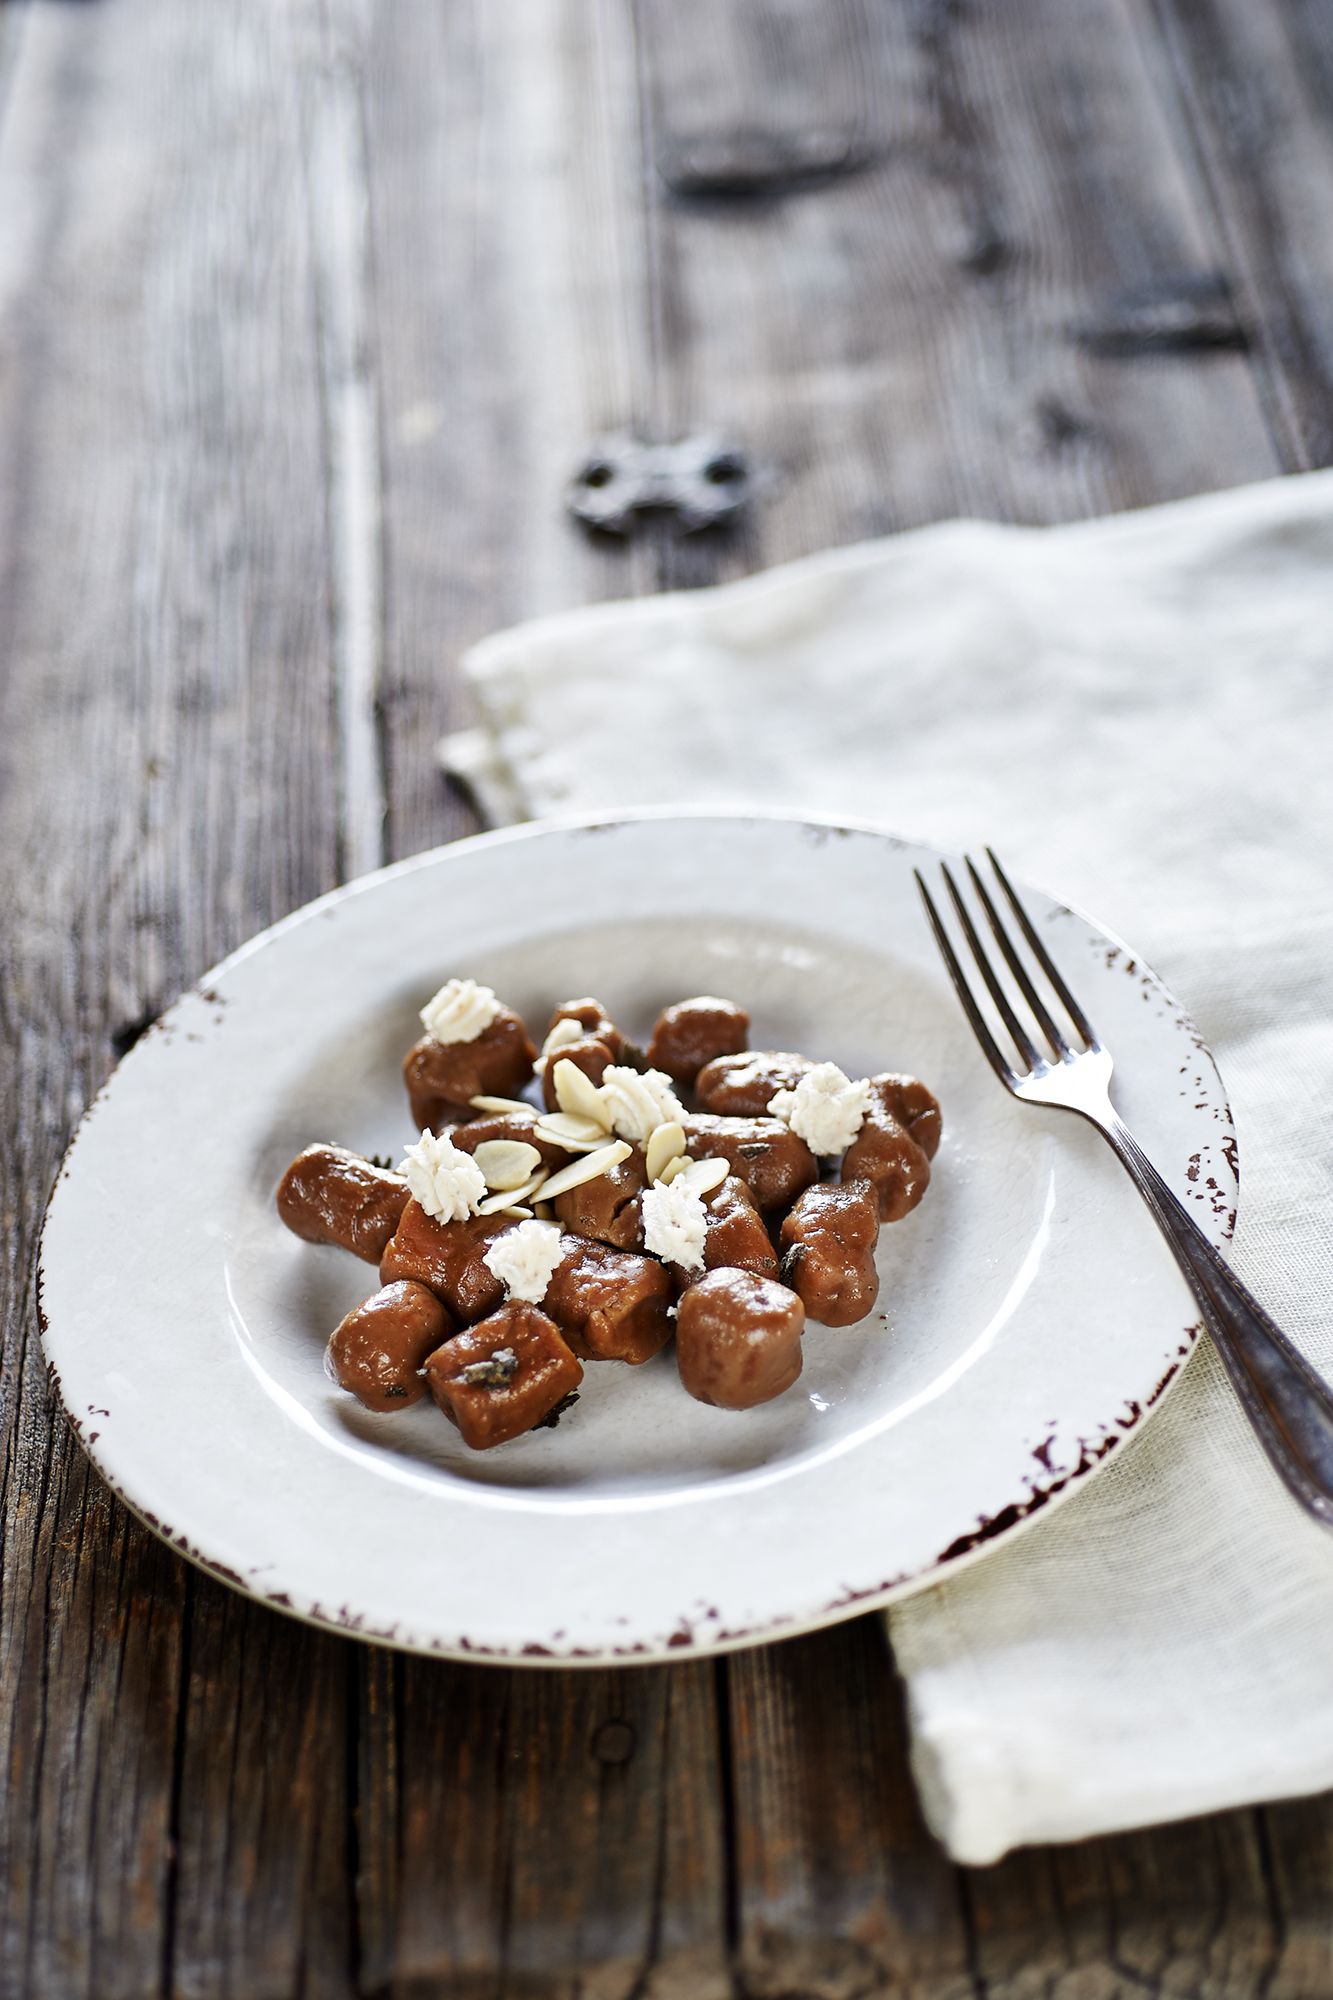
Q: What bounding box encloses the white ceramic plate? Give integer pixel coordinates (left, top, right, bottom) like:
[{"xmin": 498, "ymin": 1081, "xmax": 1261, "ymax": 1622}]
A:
[{"xmin": 39, "ymin": 812, "xmax": 1236, "ymax": 1663}]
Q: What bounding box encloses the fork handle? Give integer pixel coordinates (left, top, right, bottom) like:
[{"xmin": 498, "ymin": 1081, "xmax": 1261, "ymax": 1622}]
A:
[{"xmin": 1101, "ymin": 1118, "xmax": 1333, "ymax": 1527}]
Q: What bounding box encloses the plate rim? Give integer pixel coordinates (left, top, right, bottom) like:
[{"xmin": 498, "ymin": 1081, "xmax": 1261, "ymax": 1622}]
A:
[{"xmin": 37, "ymin": 807, "xmax": 1237, "ymax": 1663}]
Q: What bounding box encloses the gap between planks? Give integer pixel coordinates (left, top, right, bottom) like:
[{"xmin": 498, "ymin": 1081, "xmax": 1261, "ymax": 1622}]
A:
[{"xmin": 296, "ymin": 0, "xmax": 387, "ymax": 885}]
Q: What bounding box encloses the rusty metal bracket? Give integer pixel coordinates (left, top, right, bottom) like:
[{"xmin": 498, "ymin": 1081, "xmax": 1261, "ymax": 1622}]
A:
[{"xmin": 567, "ymin": 434, "xmax": 752, "ymax": 536}]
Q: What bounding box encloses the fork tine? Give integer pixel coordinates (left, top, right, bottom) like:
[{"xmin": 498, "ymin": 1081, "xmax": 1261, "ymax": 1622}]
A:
[
  {"xmin": 934, "ymin": 862, "xmax": 1046, "ymax": 1074},
  {"xmin": 914, "ymin": 870, "xmax": 1018, "ymax": 1089},
  {"xmin": 985, "ymin": 848, "xmax": 1098, "ymax": 1048},
  {"xmin": 964, "ymin": 856, "xmax": 1072, "ymax": 1061}
]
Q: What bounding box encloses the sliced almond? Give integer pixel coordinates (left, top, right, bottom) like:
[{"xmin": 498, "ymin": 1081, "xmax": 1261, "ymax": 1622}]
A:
[
  {"xmin": 645, "ymin": 1121, "xmax": 687, "ymax": 1182},
  {"xmin": 469, "ymin": 1094, "xmax": 533, "ymax": 1115},
  {"xmin": 658, "ymin": 1152, "xmax": 692, "ymax": 1185},
  {"xmin": 498, "ymin": 1205, "xmax": 533, "ymax": 1220},
  {"xmin": 472, "ymin": 1139, "xmax": 542, "ymax": 1191},
  {"xmin": 477, "ymin": 1171, "xmax": 547, "ymax": 1215},
  {"xmin": 541, "ymin": 1016, "xmax": 586, "ymax": 1058},
  {"xmin": 533, "ymin": 1112, "xmax": 609, "ymax": 1151},
  {"xmin": 679, "ymin": 1155, "xmax": 729, "ymax": 1198},
  {"xmin": 539, "ymin": 1140, "xmax": 632, "ymax": 1203},
  {"xmin": 533, "ymin": 1200, "xmax": 554, "ymax": 1221},
  {"xmin": 552, "ymin": 1057, "xmax": 611, "ymax": 1127}
]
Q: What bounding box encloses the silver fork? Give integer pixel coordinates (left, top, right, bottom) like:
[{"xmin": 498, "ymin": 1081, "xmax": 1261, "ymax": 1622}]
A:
[{"xmin": 917, "ymin": 849, "xmax": 1333, "ymax": 1529}]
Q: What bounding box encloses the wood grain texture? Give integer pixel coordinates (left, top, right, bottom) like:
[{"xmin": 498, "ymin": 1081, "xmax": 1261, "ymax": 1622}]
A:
[
  {"xmin": 2, "ymin": 0, "xmax": 1333, "ymax": 1995},
  {"xmin": 361, "ymin": 0, "xmax": 660, "ymax": 853},
  {"xmin": 962, "ymin": 1811, "xmax": 1278, "ymax": 2000},
  {"xmin": 635, "ymin": 0, "xmax": 1280, "ymax": 578},
  {"xmin": 727, "ymin": 1627, "xmax": 973, "ymax": 2000},
  {"xmin": 1260, "ymin": 1794, "xmax": 1333, "ymax": 1999},
  {"xmin": 1151, "ymin": 0, "xmax": 1333, "ymax": 467},
  {"xmin": 0, "ymin": 2, "xmax": 352, "ymax": 1994},
  {"xmin": 355, "ymin": 1652, "xmax": 729, "ymax": 2000}
]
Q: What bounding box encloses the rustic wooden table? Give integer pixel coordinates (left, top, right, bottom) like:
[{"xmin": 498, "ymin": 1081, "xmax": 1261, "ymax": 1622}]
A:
[{"xmin": 4, "ymin": 1, "xmax": 1332, "ymax": 1993}]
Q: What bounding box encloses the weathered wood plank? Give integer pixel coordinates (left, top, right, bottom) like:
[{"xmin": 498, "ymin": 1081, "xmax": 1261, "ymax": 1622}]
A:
[
  {"xmin": 0, "ymin": 2, "xmax": 353, "ymax": 1993},
  {"xmin": 1260, "ymin": 1795, "xmax": 1333, "ymax": 2000},
  {"xmin": 727, "ymin": 1628, "xmax": 973, "ymax": 2000},
  {"xmin": 351, "ymin": 3, "xmax": 732, "ymax": 1990},
  {"xmin": 637, "ymin": 0, "xmax": 1279, "ymax": 583},
  {"xmin": 963, "ymin": 1811, "xmax": 1278, "ymax": 2000},
  {"xmin": 360, "ymin": 1658, "xmax": 730, "ymax": 2000},
  {"xmin": 1150, "ymin": 0, "xmax": 1333, "ymax": 468},
  {"xmin": 361, "ymin": 0, "xmax": 661, "ymax": 854},
  {"xmin": 170, "ymin": 1594, "xmax": 356, "ymax": 2000}
]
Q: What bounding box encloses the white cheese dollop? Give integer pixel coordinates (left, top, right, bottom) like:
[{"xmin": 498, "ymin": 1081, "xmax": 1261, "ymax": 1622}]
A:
[
  {"xmin": 399, "ymin": 1129, "xmax": 487, "ymax": 1222},
  {"xmin": 420, "ymin": 977, "xmax": 501, "ymax": 1045},
  {"xmin": 482, "ymin": 1219, "xmax": 566, "ymax": 1304},
  {"xmin": 768, "ymin": 1061, "xmax": 871, "ymax": 1156},
  {"xmin": 596, "ymin": 1065, "xmax": 686, "ymax": 1143},
  {"xmin": 641, "ymin": 1174, "xmax": 709, "ymax": 1273}
]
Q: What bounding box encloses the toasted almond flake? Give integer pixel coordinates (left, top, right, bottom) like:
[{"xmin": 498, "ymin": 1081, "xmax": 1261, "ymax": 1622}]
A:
[
  {"xmin": 645, "ymin": 1122, "xmax": 687, "ymax": 1181},
  {"xmin": 658, "ymin": 1153, "xmax": 692, "ymax": 1185},
  {"xmin": 539, "ymin": 1140, "xmax": 632, "ymax": 1202},
  {"xmin": 553, "ymin": 1057, "xmax": 611, "ymax": 1127},
  {"xmin": 533, "ymin": 1112, "xmax": 609, "ymax": 1151},
  {"xmin": 472, "ymin": 1139, "xmax": 542, "ymax": 1191},
  {"xmin": 498, "ymin": 1205, "xmax": 533, "ymax": 1219},
  {"xmin": 533, "ymin": 1201, "xmax": 554, "ymax": 1221},
  {"xmin": 469, "ymin": 1094, "xmax": 533, "ymax": 1115},
  {"xmin": 477, "ymin": 1171, "xmax": 547, "ymax": 1215},
  {"xmin": 541, "ymin": 1017, "xmax": 586, "ymax": 1058},
  {"xmin": 679, "ymin": 1156, "xmax": 729, "ymax": 1197}
]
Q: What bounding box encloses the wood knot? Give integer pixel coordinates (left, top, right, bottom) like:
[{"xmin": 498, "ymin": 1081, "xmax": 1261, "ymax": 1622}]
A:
[{"xmin": 591, "ymin": 1719, "xmax": 636, "ymax": 1765}]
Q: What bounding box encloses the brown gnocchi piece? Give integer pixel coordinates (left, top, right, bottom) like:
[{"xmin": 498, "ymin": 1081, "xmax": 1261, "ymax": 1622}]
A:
[
  {"xmin": 291, "ymin": 977, "xmax": 943, "ymax": 1448},
  {"xmin": 694, "ymin": 1049, "xmax": 815, "ymax": 1117},
  {"xmin": 424, "ymin": 1303, "xmax": 583, "ymax": 1450},
  {"xmin": 682, "ymin": 1113, "xmax": 818, "ymax": 1211},
  {"xmin": 276, "ymin": 1144, "xmax": 410, "ymax": 1265},
  {"xmin": 646, "ymin": 995, "xmax": 750, "ymax": 1086},
  {"xmin": 841, "ymin": 1095, "xmax": 932, "ymax": 1222},
  {"xmin": 327, "ymin": 1279, "xmax": 452, "ymax": 1411},
  {"xmin": 779, "ymin": 1180, "xmax": 881, "ymax": 1327},
  {"xmin": 553, "ymin": 1147, "xmax": 648, "ymax": 1251},
  {"xmin": 379, "ymin": 1202, "xmax": 509, "ymax": 1323},
  {"xmin": 544, "ymin": 1236, "xmax": 674, "ymax": 1364},
  {"xmin": 403, "ymin": 1006, "xmax": 537, "ymax": 1131},
  {"xmin": 675, "ymin": 1268, "xmax": 805, "ymax": 1409},
  {"xmin": 545, "ymin": 996, "xmax": 626, "ymax": 1058},
  {"xmin": 703, "ymin": 1174, "xmax": 779, "ymax": 1280},
  {"xmin": 866, "ymin": 1072, "xmax": 942, "ymax": 1160}
]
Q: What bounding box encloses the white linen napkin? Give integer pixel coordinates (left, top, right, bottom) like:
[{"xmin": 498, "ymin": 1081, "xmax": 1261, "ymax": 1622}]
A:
[{"xmin": 440, "ymin": 472, "xmax": 1333, "ymax": 1863}]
